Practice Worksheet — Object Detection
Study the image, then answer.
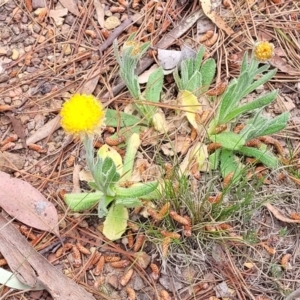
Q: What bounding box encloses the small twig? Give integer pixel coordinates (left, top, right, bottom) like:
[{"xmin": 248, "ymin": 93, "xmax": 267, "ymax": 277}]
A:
[
  {"xmin": 98, "ymin": 17, "xmax": 132, "ymax": 54},
  {"xmin": 72, "ymin": 164, "xmax": 82, "ymax": 193}
]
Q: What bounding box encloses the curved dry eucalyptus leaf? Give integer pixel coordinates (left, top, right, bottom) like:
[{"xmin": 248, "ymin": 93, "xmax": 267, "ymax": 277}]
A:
[
  {"xmin": 264, "ymin": 203, "xmax": 300, "ymax": 224},
  {"xmin": 200, "ymin": 0, "xmax": 234, "ymax": 36},
  {"xmin": 0, "ymin": 171, "xmax": 60, "ymax": 236},
  {"xmin": 59, "ymin": 0, "xmax": 80, "ymax": 16}
]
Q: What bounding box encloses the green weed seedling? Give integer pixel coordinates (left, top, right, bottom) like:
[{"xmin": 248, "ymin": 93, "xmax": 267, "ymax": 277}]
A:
[
  {"xmin": 174, "ymin": 47, "xmax": 289, "ymax": 182},
  {"xmin": 65, "ymin": 133, "xmax": 158, "ymax": 240},
  {"xmin": 114, "ymin": 33, "xmax": 164, "ymax": 129},
  {"xmin": 207, "ymin": 52, "xmax": 289, "ymax": 181}
]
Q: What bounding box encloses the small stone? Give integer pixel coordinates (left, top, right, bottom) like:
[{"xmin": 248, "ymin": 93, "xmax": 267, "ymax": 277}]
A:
[
  {"xmin": 131, "ymin": 275, "xmax": 145, "ymax": 291},
  {"xmin": 32, "ymin": 0, "xmax": 47, "ymax": 9},
  {"xmin": 21, "ymin": 85, "xmax": 29, "ymax": 92},
  {"xmin": 24, "ymin": 46, "xmax": 32, "ymax": 52},
  {"xmin": 31, "ymin": 57, "xmax": 41, "ymax": 66},
  {"xmin": 78, "ymin": 47, "xmax": 86, "ymax": 53},
  {"xmin": 27, "ymin": 120, "xmax": 36, "ymax": 131},
  {"xmin": 104, "ymin": 16, "xmax": 121, "ymax": 30},
  {"xmin": 0, "ymin": 48, "xmax": 7, "ymax": 56},
  {"xmin": 38, "ymin": 36, "xmax": 46, "ymax": 43},
  {"xmin": 63, "ymin": 44, "xmax": 71, "ymax": 55},
  {"xmin": 26, "ymin": 66, "xmax": 38, "ymax": 73},
  {"xmin": 134, "ymin": 252, "xmax": 151, "ymax": 269},
  {"xmin": 6, "ymin": 50, "xmax": 12, "ymax": 57},
  {"xmin": 38, "ymin": 49, "xmax": 47, "ymax": 58},
  {"xmin": 64, "ymin": 15, "xmax": 75, "ymax": 25},
  {"xmin": 52, "ymin": 16, "xmax": 64, "ymax": 27},
  {"xmin": 61, "ymin": 24, "xmax": 70, "ymax": 34},
  {"xmin": 11, "ymin": 49, "xmax": 19, "ymax": 60},
  {"xmin": 105, "ymin": 10, "xmax": 112, "ymax": 17},
  {"xmin": 11, "ymin": 25, "xmax": 20, "ymax": 35},
  {"xmin": 34, "ymin": 8, "xmax": 45, "ymax": 16},
  {"xmin": 33, "ymin": 23, "xmax": 42, "ymax": 33},
  {"xmin": 4, "ymin": 97, "xmax": 11, "ymax": 104},
  {"xmin": 21, "ymin": 15, "xmax": 28, "ymax": 23},
  {"xmin": 1, "ymin": 30, "xmax": 10, "ymax": 39},
  {"xmin": 132, "ymin": 13, "xmax": 144, "ymax": 25},
  {"xmin": 24, "ymin": 36, "xmax": 36, "ymax": 46},
  {"xmin": 107, "ymin": 274, "xmax": 120, "ymax": 290}
]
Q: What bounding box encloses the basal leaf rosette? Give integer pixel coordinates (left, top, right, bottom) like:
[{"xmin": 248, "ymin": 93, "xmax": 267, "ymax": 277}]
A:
[{"xmin": 60, "ymin": 94, "xmax": 105, "ymax": 136}]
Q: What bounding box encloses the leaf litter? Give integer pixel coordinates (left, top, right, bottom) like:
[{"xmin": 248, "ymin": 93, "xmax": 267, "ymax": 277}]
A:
[{"xmin": 0, "ymin": 0, "xmax": 300, "ymax": 299}]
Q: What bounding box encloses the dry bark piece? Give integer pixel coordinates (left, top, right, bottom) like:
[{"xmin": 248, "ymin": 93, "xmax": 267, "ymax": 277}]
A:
[
  {"xmin": 0, "ymin": 214, "xmax": 95, "ymax": 300},
  {"xmin": 26, "ymin": 115, "xmax": 61, "ymax": 145}
]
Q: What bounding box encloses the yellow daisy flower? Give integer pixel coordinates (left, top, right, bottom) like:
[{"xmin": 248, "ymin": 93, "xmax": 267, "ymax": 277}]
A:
[
  {"xmin": 253, "ymin": 41, "xmax": 274, "ymax": 62},
  {"xmin": 60, "ymin": 94, "xmax": 104, "ymax": 136}
]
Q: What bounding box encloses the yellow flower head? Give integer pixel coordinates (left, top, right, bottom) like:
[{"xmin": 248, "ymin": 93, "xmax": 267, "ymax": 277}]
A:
[
  {"xmin": 123, "ymin": 40, "xmax": 141, "ymax": 56},
  {"xmin": 60, "ymin": 94, "xmax": 104, "ymax": 135},
  {"xmin": 253, "ymin": 41, "xmax": 274, "ymax": 62}
]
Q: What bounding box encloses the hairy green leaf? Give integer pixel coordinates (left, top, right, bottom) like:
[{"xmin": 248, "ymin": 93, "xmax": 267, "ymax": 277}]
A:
[
  {"xmin": 238, "ymin": 146, "xmax": 278, "ymax": 168},
  {"xmin": 103, "ymin": 204, "xmax": 128, "ymax": 240},
  {"xmin": 209, "ymin": 132, "xmax": 246, "ymax": 150},
  {"xmin": 200, "ymin": 58, "xmax": 216, "ymax": 91},
  {"xmin": 65, "ymin": 191, "xmax": 103, "ymax": 212},
  {"xmin": 223, "ymin": 90, "xmax": 277, "ymax": 123},
  {"xmin": 105, "ymin": 109, "xmax": 144, "ymax": 127}
]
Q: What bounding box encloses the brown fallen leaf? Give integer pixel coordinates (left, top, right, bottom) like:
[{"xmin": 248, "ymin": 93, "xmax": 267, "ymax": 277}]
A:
[
  {"xmin": 6, "ymin": 113, "xmax": 26, "ymax": 148},
  {"xmin": 269, "ymin": 55, "xmax": 300, "ymax": 75},
  {"xmin": 59, "ymin": 0, "xmax": 80, "ymax": 16},
  {"xmin": 264, "ymin": 203, "xmax": 300, "ymax": 223},
  {"xmin": 93, "ymin": 0, "xmax": 105, "ymax": 28},
  {"xmin": 0, "ymin": 171, "xmax": 60, "ymax": 236},
  {"xmin": 200, "ymin": 0, "xmax": 234, "ymax": 36}
]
